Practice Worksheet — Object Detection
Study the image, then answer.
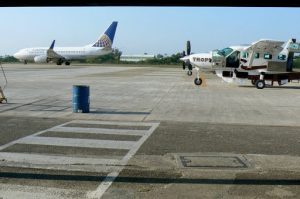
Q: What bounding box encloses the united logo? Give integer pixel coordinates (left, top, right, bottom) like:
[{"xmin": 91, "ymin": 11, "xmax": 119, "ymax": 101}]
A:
[{"xmin": 93, "ymin": 34, "xmax": 112, "ymax": 47}]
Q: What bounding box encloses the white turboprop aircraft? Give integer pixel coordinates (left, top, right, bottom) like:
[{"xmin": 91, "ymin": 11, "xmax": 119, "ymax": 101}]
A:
[
  {"xmin": 13, "ymin": 21, "xmax": 118, "ymax": 65},
  {"xmin": 180, "ymin": 39, "xmax": 300, "ymax": 89}
]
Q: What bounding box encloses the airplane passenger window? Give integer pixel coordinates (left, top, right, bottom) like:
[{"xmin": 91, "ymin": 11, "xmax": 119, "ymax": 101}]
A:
[
  {"xmin": 242, "ymin": 52, "xmax": 248, "ymax": 58},
  {"xmin": 264, "ymin": 53, "xmax": 272, "ymax": 59},
  {"xmin": 278, "ymin": 54, "xmax": 286, "ymax": 60}
]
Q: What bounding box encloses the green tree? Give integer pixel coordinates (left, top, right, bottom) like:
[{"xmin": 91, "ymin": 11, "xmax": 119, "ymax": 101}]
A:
[{"xmin": 0, "ymin": 55, "xmax": 20, "ymax": 63}]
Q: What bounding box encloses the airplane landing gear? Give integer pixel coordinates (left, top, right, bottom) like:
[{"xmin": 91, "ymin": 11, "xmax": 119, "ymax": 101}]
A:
[
  {"xmin": 255, "ymin": 80, "xmax": 265, "ymax": 89},
  {"xmin": 24, "ymin": 60, "xmax": 27, "ymax": 65},
  {"xmin": 255, "ymin": 72, "xmax": 266, "ymax": 89},
  {"xmin": 56, "ymin": 59, "xmax": 63, "ymax": 65},
  {"xmin": 251, "ymin": 79, "xmax": 256, "ymax": 85},
  {"xmin": 194, "ymin": 66, "xmax": 205, "ymax": 86},
  {"xmin": 187, "ymin": 70, "xmax": 192, "ymax": 76},
  {"xmin": 194, "ymin": 78, "xmax": 202, "ymax": 86},
  {"xmin": 65, "ymin": 61, "xmax": 70, "ymax": 65}
]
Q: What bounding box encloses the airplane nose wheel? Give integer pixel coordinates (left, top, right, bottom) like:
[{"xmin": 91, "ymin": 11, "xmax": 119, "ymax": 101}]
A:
[
  {"xmin": 194, "ymin": 78, "xmax": 202, "ymax": 86},
  {"xmin": 255, "ymin": 80, "xmax": 265, "ymax": 89},
  {"xmin": 187, "ymin": 70, "xmax": 192, "ymax": 76}
]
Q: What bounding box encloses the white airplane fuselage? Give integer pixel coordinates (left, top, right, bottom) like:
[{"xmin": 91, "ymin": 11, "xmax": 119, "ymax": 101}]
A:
[
  {"xmin": 14, "ymin": 46, "xmax": 112, "ymax": 63},
  {"xmin": 188, "ymin": 53, "xmax": 213, "ymax": 69}
]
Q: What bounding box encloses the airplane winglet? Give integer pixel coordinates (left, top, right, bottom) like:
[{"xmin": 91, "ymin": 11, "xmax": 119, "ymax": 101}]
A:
[{"xmin": 50, "ymin": 40, "xmax": 55, "ymax": 49}]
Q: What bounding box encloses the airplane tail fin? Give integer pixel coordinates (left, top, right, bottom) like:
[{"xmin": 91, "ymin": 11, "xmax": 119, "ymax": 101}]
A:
[
  {"xmin": 92, "ymin": 21, "xmax": 118, "ymax": 48},
  {"xmin": 49, "ymin": 40, "xmax": 55, "ymax": 49}
]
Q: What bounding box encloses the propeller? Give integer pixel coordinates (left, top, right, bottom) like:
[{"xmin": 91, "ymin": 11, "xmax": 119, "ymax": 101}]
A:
[
  {"xmin": 187, "ymin": 40, "xmax": 191, "ymax": 55},
  {"xmin": 182, "ymin": 50, "xmax": 186, "ymax": 69},
  {"xmin": 180, "ymin": 41, "xmax": 192, "ymax": 72},
  {"xmin": 186, "ymin": 41, "xmax": 193, "ymax": 71}
]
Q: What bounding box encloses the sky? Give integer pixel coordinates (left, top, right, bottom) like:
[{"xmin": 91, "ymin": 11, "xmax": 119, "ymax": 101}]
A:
[{"xmin": 0, "ymin": 7, "xmax": 300, "ymax": 56}]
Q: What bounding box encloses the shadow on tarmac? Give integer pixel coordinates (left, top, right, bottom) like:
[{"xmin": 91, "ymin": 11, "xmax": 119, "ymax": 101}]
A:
[
  {"xmin": 0, "ymin": 172, "xmax": 299, "ymax": 185},
  {"xmin": 239, "ymin": 85, "xmax": 300, "ymax": 89}
]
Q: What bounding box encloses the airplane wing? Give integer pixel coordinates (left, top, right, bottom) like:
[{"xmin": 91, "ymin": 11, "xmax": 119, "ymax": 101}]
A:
[
  {"xmin": 46, "ymin": 40, "xmax": 65, "ymax": 60},
  {"xmin": 245, "ymin": 39, "xmax": 285, "ymax": 53}
]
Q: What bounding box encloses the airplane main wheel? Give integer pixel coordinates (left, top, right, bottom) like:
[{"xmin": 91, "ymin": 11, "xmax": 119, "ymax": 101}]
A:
[
  {"xmin": 187, "ymin": 70, "xmax": 192, "ymax": 76},
  {"xmin": 255, "ymin": 80, "xmax": 265, "ymax": 89},
  {"xmin": 65, "ymin": 61, "xmax": 70, "ymax": 65},
  {"xmin": 194, "ymin": 78, "xmax": 202, "ymax": 86}
]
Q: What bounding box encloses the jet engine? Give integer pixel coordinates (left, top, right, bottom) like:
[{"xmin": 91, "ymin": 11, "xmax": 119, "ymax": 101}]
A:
[{"xmin": 34, "ymin": 55, "xmax": 48, "ymax": 63}]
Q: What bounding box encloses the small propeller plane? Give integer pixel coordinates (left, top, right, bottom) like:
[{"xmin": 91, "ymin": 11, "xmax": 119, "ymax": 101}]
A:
[{"xmin": 180, "ymin": 38, "xmax": 300, "ymax": 89}]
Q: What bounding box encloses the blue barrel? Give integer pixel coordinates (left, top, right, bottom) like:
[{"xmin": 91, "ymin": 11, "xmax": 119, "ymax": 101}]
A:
[{"xmin": 72, "ymin": 85, "xmax": 90, "ymax": 113}]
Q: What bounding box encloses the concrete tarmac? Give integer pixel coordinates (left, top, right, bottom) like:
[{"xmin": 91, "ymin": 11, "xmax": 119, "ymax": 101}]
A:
[{"xmin": 0, "ymin": 63, "xmax": 299, "ymax": 198}]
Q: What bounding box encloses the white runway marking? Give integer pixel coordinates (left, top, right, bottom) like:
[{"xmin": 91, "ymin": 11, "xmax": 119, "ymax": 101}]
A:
[
  {"xmin": 50, "ymin": 126, "xmax": 147, "ymax": 136},
  {"xmin": 70, "ymin": 120, "xmax": 157, "ymax": 127},
  {"xmin": 19, "ymin": 136, "xmax": 136, "ymax": 150},
  {"xmin": 88, "ymin": 122, "xmax": 160, "ymax": 199},
  {"xmin": 0, "ymin": 120, "xmax": 160, "ymax": 199},
  {"xmin": 0, "ymin": 152, "xmax": 120, "ymax": 165}
]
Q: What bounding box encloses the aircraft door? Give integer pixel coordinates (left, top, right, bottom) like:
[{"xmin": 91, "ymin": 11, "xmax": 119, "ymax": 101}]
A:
[
  {"xmin": 286, "ymin": 52, "xmax": 294, "ymax": 72},
  {"xmin": 212, "ymin": 50, "xmax": 225, "ymax": 69},
  {"xmin": 225, "ymin": 51, "xmax": 240, "ymax": 68}
]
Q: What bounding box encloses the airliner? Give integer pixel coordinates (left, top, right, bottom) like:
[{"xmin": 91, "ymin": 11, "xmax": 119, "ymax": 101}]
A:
[{"xmin": 13, "ymin": 21, "xmax": 118, "ymax": 65}]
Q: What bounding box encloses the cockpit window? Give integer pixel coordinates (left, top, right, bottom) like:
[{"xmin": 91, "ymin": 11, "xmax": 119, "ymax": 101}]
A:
[{"xmin": 217, "ymin": 47, "xmax": 234, "ymax": 57}]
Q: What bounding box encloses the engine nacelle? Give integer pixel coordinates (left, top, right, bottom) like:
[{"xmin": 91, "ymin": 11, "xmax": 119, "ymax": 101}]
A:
[{"xmin": 34, "ymin": 55, "xmax": 48, "ymax": 63}]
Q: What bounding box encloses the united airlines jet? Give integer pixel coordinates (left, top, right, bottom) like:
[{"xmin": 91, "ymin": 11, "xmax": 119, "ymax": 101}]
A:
[{"xmin": 13, "ymin": 21, "xmax": 118, "ymax": 65}]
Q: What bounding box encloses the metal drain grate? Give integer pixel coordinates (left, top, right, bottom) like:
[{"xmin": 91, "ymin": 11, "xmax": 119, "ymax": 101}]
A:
[{"xmin": 179, "ymin": 155, "xmax": 248, "ymax": 169}]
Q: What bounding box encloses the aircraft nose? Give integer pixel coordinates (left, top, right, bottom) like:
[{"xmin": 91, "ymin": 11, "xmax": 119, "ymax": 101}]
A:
[{"xmin": 13, "ymin": 52, "xmax": 20, "ymax": 59}]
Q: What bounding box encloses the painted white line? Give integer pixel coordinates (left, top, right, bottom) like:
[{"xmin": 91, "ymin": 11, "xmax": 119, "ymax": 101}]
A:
[
  {"xmin": 87, "ymin": 122, "xmax": 160, "ymax": 199},
  {"xmin": 121, "ymin": 122, "xmax": 160, "ymax": 163},
  {"xmin": 86, "ymin": 171, "xmax": 120, "ymax": 199},
  {"xmin": 1, "ymin": 161, "xmax": 124, "ymax": 173},
  {"xmin": 0, "ymin": 121, "xmax": 74, "ymax": 151},
  {"xmin": 18, "ymin": 136, "xmax": 136, "ymax": 150},
  {"xmin": 0, "ymin": 120, "xmax": 160, "ymax": 199},
  {"xmin": 50, "ymin": 126, "xmax": 147, "ymax": 136},
  {"xmin": 70, "ymin": 120, "xmax": 157, "ymax": 127},
  {"xmin": 0, "ymin": 152, "xmax": 122, "ymax": 165}
]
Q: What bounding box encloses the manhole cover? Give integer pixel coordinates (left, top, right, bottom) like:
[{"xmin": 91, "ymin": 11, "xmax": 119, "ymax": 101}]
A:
[{"xmin": 179, "ymin": 155, "xmax": 248, "ymax": 169}]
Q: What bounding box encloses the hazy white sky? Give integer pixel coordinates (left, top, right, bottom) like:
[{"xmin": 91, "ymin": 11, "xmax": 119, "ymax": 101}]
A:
[{"xmin": 0, "ymin": 7, "xmax": 300, "ymax": 56}]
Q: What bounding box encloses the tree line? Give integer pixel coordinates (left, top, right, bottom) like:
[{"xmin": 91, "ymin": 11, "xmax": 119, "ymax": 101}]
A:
[{"xmin": 0, "ymin": 55, "xmax": 19, "ymax": 63}]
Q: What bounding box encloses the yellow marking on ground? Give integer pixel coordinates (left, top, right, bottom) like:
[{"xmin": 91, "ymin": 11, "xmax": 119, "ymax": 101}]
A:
[{"xmin": 200, "ymin": 73, "xmax": 207, "ymax": 87}]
